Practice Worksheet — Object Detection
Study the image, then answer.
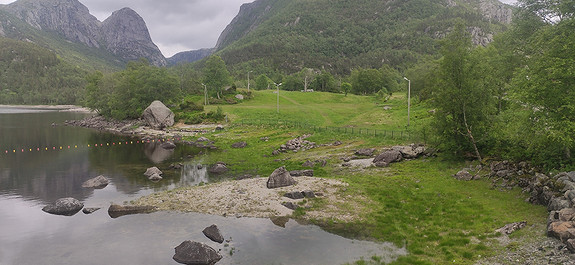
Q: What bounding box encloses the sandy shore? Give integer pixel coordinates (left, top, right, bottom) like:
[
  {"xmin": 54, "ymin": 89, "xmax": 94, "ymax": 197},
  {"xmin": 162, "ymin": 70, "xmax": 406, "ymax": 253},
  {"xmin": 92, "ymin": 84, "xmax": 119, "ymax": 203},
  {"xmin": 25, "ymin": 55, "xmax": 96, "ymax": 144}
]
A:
[{"xmin": 132, "ymin": 176, "xmax": 368, "ymax": 221}]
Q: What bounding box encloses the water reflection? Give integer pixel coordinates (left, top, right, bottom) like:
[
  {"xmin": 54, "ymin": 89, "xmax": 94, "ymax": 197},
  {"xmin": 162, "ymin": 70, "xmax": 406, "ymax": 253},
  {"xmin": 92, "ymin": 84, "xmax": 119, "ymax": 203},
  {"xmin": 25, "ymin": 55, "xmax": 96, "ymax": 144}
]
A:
[
  {"xmin": 3, "ymin": 210, "xmax": 407, "ymax": 265},
  {"xmin": 180, "ymin": 163, "xmax": 209, "ymax": 186},
  {"xmin": 0, "ymin": 109, "xmax": 407, "ymax": 264},
  {"xmin": 143, "ymin": 141, "xmax": 175, "ymax": 163}
]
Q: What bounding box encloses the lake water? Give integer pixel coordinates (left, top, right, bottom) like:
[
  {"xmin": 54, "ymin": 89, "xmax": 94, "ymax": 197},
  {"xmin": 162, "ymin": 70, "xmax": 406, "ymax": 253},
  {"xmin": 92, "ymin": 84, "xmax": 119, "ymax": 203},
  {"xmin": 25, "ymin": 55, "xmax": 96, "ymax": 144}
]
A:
[{"xmin": 0, "ymin": 108, "xmax": 406, "ymax": 265}]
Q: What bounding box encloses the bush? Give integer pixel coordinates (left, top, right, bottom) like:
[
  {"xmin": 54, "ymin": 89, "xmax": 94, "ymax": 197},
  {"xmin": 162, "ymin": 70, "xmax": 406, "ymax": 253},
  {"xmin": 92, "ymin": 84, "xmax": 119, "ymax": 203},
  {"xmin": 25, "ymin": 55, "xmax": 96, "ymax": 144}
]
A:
[{"xmin": 179, "ymin": 98, "xmax": 204, "ymax": 112}]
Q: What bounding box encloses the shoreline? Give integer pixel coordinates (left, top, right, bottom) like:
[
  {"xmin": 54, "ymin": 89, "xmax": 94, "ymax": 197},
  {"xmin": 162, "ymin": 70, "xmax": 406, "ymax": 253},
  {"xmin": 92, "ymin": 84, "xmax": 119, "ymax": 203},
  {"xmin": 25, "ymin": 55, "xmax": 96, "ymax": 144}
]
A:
[
  {"xmin": 0, "ymin": 104, "xmax": 94, "ymax": 113},
  {"xmin": 131, "ymin": 176, "xmax": 368, "ymax": 222}
]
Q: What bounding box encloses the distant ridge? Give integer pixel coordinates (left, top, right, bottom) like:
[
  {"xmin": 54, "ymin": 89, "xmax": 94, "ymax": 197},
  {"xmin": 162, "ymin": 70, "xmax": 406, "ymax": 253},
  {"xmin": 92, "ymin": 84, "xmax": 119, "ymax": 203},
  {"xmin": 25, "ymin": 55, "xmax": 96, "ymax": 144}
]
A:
[{"xmin": 167, "ymin": 48, "xmax": 214, "ymax": 66}]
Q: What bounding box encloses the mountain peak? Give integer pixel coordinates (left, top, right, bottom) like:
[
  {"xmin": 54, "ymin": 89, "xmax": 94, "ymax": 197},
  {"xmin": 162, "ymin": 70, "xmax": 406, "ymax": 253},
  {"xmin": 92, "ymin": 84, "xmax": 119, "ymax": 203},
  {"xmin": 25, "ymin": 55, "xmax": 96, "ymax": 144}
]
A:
[
  {"xmin": 1, "ymin": 0, "xmax": 166, "ymax": 66},
  {"xmin": 102, "ymin": 6, "xmax": 166, "ymax": 66}
]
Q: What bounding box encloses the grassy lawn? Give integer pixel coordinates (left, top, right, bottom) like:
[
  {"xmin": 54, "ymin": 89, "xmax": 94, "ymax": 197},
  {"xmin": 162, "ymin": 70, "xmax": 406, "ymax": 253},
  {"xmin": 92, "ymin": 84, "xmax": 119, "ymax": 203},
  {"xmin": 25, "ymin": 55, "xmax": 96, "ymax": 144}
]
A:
[
  {"xmin": 186, "ymin": 90, "xmax": 548, "ymax": 264},
  {"xmin": 207, "ymin": 90, "xmax": 433, "ymax": 131}
]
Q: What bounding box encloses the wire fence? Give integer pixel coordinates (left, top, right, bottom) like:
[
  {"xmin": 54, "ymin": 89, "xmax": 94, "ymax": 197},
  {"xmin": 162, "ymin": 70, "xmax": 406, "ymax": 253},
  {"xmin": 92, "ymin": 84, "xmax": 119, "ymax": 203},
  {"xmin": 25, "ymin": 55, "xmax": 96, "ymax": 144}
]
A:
[{"xmin": 234, "ymin": 119, "xmax": 425, "ymax": 142}]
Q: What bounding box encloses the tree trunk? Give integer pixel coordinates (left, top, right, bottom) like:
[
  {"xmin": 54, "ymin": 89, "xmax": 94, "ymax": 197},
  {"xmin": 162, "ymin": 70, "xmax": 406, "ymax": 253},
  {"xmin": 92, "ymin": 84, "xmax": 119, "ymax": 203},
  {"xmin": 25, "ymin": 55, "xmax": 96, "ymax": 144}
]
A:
[{"xmin": 462, "ymin": 106, "xmax": 482, "ymax": 162}]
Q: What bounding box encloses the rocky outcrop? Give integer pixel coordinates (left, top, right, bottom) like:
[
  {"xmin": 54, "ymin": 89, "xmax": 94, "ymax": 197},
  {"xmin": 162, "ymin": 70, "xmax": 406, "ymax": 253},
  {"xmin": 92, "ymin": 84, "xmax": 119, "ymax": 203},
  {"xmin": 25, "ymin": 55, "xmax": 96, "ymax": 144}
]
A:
[
  {"xmin": 202, "ymin": 225, "xmax": 224, "ymax": 244},
  {"xmin": 173, "ymin": 241, "xmax": 222, "ymax": 265},
  {"xmin": 2, "ymin": 0, "xmax": 166, "ymax": 66},
  {"xmin": 478, "ymin": 0, "xmax": 513, "ymax": 24},
  {"xmin": 267, "ymin": 166, "xmax": 296, "ymax": 189},
  {"xmin": 82, "ymin": 175, "xmax": 109, "ymax": 189},
  {"xmin": 42, "ymin": 197, "xmax": 84, "ymax": 216},
  {"xmin": 486, "ymin": 161, "xmax": 575, "ymax": 252},
  {"xmin": 142, "ymin": 101, "xmax": 175, "ymax": 130}
]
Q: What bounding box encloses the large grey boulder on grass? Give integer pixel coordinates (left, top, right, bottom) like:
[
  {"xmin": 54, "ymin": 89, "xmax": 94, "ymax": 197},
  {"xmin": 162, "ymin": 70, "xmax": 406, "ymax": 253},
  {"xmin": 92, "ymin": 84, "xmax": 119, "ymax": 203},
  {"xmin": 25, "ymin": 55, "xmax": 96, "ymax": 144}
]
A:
[
  {"xmin": 142, "ymin": 100, "xmax": 174, "ymax": 130},
  {"xmin": 267, "ymin": 166, "xmax": 296, "ymax": 189}
]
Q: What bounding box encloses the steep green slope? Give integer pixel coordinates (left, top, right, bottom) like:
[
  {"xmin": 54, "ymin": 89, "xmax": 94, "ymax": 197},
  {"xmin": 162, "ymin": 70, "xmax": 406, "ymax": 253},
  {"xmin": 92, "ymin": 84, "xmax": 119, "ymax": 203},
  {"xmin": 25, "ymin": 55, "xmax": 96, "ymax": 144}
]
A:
[
  {"xmin": 0, "ymin": 37, "xmax": 88, "ymax": 104},
  {"xmin": 216, "ymin": 0, "xmax": 511, "ymax": 75},
  {"xmin": 0, "ymin": 8, "xmax": 123, "ymax": 72}
]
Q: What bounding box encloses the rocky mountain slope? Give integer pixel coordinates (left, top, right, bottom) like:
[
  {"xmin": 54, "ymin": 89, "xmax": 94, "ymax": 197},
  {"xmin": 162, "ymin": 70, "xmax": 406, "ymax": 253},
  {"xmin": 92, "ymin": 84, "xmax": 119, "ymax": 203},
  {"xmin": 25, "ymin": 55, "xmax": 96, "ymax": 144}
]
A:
[
  {"xmin": 167, "ymin": 48, "xmax": 214, "ymax": 66},
  {"xmin": 211, "ymin": 0, "xmax": 514, "ymax": 74},
  {"xmin": 0, "ymin": 0, "xmax": 166, "ymax": 68}
]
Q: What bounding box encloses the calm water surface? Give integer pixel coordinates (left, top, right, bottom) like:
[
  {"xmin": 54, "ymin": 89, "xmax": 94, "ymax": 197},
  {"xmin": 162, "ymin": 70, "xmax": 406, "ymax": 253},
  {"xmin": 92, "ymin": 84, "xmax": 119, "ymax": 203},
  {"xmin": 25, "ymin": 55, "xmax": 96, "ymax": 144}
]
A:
[{"xmin": 0, "ymin": 108, "xmax": 406, "ymax": 265}]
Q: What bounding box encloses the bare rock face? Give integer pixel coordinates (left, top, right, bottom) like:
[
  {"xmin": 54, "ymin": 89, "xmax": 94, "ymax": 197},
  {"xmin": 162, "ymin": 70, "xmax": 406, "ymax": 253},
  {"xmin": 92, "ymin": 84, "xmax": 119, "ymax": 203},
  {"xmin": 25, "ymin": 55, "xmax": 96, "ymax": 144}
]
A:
[
  {"xmin": 101, "ymin": 7, "xmax": 166, "ymax": 66},
  {"xmin": 267, "ymin": 166, "xmax": 296, "ymax": 189},
  {"xmin": 42, "ymin": 197, "xmax": 84, "ymax": 216},
  {"xmin": 5, "ymin": 0, "xmax": 101, "ymax": 47},
  {"xmin": 82, "ymin": 175, "xmax": 109, "ymax": 189},
  {"xmin": 3, "ymin": 0, "xmax": 166, "ymax": 66},
  {"xmin": 142, "ymin": 101, "xmax": 175, "ymax": 130},
  {"xmin": 173, "ymin": 241, "xmax": 222, "ymax": 265}
]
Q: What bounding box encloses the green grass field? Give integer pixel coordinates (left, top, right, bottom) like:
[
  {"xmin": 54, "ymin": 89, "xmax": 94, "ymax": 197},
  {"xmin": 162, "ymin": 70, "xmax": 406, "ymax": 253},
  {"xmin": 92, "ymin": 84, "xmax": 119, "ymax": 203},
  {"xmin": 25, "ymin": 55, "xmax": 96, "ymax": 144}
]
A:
[
  {"xmin": 190, "ymin": 90, "xmax": 547, "ymax": 264},
  {"xmin": 207, "ymin": 90, "xmax": 433, "ymax": 131}
]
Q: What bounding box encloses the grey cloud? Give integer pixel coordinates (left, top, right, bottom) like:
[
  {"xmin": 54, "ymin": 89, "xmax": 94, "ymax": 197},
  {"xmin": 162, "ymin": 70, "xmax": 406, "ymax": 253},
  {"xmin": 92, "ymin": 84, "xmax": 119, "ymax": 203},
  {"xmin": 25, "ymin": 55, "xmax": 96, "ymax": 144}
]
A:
[{"xmin": 79, "ymin": 0, "xmax": 249, "ymax": 57}]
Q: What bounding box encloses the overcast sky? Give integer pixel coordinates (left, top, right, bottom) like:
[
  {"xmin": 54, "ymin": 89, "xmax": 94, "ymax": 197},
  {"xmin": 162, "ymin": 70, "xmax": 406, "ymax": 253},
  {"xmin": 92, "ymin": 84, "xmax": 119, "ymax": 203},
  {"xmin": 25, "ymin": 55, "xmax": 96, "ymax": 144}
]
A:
[
  {"xmin": 0, "ymin": 0, "xmax": 252, "ymax": 57},
  {"xmin": 0, "ymin": 0, "xmax": 518, "ymax": 57}
]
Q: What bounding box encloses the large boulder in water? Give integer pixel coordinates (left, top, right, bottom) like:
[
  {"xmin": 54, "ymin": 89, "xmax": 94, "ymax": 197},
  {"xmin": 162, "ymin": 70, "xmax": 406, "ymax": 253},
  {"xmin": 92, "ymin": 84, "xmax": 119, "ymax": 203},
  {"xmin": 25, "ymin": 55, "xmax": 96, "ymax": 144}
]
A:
[
  {"xmin": 173, "ymin": 241, "xmax": 222, "ymax": 265},
  {"xmin": 42, "ymin": 197, "xmax": 84, "ymax": 216},
  {"xmin": 142, "ymin": 100, "xmax": 174, "ymax": 130},
  {"xmin": 81, "ymin": 175, "xmax": 109, "ymax": 189},
  {"xmin": 267, "ymin": 166, "xmax": 296, "ymax": 189}
]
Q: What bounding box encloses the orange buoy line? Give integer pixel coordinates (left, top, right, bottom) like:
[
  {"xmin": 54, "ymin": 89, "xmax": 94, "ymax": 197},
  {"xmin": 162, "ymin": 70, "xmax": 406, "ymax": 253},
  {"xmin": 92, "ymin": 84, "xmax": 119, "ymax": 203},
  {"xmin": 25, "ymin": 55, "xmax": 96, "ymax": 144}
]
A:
[{"xmin": 1, "ymin": 137, "xmax": 180, "ymax": 156}]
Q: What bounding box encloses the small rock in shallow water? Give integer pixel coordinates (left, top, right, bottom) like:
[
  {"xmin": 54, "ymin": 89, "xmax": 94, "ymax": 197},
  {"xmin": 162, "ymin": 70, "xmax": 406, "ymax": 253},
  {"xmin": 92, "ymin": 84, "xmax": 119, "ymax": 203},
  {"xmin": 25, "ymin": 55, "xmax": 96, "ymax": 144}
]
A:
[
  {"xmin": 202, "ymin": 225, "xmax": 224, "ymax": 244},
  {"xmin": 82, "ymin": 208, "xmax": 100, "ymax": 214},
  {"xmin": 173, "ymin": 241, "xmax": 222, "ymax": 265}
]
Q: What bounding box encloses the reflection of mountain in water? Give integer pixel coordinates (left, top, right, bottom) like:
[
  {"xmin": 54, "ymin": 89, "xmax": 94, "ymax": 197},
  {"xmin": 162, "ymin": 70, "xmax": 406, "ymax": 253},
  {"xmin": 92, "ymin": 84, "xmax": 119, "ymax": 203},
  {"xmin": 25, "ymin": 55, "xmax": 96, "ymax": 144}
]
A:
[
  {"xmin": 180, "ymin": 163, "xmax": 209, "ymax": 186},
  {"xmin": 0, "ymin": 149, "xmax": 95, "ymax": 204}
]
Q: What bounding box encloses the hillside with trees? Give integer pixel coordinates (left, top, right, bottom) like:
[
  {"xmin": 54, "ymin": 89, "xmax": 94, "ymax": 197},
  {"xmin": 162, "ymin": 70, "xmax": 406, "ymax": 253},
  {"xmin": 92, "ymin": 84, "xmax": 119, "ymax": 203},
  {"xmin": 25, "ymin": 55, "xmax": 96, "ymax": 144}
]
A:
[
  {"xmin": 214, "ymin": 0, "xmax": 512, "ymax": 75},
  {"xmin": 0, "ymin": 37, "xmax": 88, "ymax": 104}
]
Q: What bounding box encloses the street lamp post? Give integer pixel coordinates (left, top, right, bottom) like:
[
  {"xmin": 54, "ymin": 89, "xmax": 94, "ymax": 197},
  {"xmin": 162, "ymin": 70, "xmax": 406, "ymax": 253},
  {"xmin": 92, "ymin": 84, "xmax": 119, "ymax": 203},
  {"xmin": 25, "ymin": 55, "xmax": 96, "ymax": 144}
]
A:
[
  {"xmin": 403, "ymin": 77, "xmax": 411, "ymax": 127},
  {"xmin": 247, "ymin": 71, "xmax": 253, "ymax": 92},
  {"xmin": 274, "ymin": 82, "xmax": 282, "ymax": 114},
  {"xmin": 201, "ymin": 83, "xmax": 208, "ymax": 105}
]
